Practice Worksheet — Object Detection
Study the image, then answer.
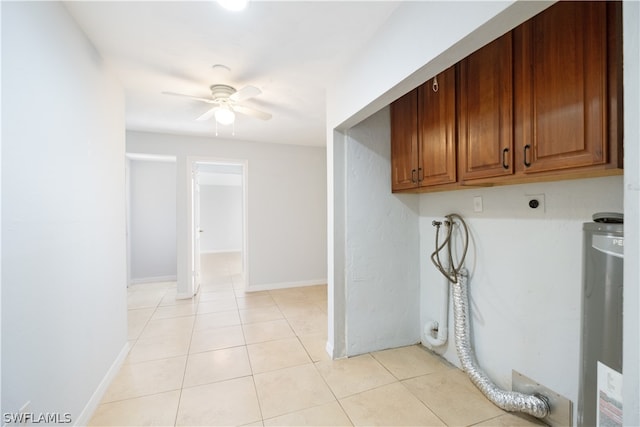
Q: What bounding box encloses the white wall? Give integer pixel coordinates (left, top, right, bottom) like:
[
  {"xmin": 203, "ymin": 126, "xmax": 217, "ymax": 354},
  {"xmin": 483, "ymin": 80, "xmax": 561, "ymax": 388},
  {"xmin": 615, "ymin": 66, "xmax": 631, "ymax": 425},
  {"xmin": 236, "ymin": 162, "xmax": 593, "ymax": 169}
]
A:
[
  {"xmin": 128, "ymin": 159, "xmax": 177, "ymax": 283},
  {"xmin": 326, "ymin": 128, "xmax": 347, "ymax": 358},
  {"xmin": 2, "ymin": 2, "xmax": 127, "ymax": 424},
  {"xmin": 622, "ymin": 1, "xmax": 640, "ymax": 422},
  {"xmin": 327, "ymin": 0, "xmax": 640, "ymax": 423},
  {"xmin": 327, "ymin": 1, "xmax": 551, "ymax": 131},
  {"xmin": 127, "ymin": 131, "xmax": 327, "ymax": 293},
  {"xmin": 344, "ymin": 108, "xmax": 420, "ymax": 355},
  {"xmin": 199, "ymin": 184, "xmax": 243, "ymax": 253},
  {"xmin": 1, "ymin": 0, "xmax": 4, "ymax": 416},
  {"xmin": 419, "ymin": 176, "xmax": 623, "ymax": 420}
]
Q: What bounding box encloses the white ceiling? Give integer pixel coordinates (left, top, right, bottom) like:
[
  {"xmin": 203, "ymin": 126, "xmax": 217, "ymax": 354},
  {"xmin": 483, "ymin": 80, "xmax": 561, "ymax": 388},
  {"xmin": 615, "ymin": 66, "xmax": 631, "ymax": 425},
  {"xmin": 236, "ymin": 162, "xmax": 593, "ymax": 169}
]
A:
[{"xmin": 64, "ymin": 1, "xmax": 401, "ymax": 147}]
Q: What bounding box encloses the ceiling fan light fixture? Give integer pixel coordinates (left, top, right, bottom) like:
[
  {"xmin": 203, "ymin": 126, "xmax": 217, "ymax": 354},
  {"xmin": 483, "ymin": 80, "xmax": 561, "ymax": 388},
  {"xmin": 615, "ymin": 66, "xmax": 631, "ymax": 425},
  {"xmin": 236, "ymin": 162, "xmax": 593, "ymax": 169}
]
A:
[
  {"xmin": 214, "ymin": 106, "xmax": 235, "ymax": 125},
  {"xmin": 217, "ymin": 0, "xmax": 248, "ymax": 12}
]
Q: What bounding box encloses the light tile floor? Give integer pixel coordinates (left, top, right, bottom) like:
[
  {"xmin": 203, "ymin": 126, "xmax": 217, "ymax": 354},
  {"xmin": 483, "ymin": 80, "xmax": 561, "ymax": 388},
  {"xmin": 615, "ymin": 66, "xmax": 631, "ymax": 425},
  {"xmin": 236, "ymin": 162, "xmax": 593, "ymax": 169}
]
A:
[{"xmin": 89, "ymin": 252, "xmax": 545, "ymax": 426}]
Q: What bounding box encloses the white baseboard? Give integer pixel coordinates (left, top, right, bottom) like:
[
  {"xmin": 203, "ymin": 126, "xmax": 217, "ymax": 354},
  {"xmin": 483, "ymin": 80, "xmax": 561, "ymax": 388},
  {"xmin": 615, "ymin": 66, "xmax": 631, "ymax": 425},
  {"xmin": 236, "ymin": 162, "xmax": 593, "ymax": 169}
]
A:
[
  {"xmin": 176, "ymin": 291, "xmax": 195, "ymax": 300},
  {"xmin": 200, "ymin": 249, "xmax": 242, "ymax": 255},
  {"xmin": 75, "ymin": 341, "xmax": 130, "ymax": 426},
  {"xmin": 325, "ymin": 340, "xmax": 334, "ymax": 360},
  {"xmin": 128, "ymin": 275, "xmax": 177, "ymax": 285},
  {"xmin": 244, "ymin": 278, "xmax": 327, "ymax": 293}
]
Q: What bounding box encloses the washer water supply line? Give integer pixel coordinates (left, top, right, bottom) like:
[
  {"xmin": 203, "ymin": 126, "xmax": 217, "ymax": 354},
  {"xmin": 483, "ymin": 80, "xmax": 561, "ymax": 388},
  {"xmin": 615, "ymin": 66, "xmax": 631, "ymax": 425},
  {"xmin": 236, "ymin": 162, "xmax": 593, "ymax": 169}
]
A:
[
  {"xmin": 430, "ymin": 213, "xmax": 550, "ymax": 419},
  {"xmin": 423, "ymin": 216, "xmax": 464, "ymax": 348}
]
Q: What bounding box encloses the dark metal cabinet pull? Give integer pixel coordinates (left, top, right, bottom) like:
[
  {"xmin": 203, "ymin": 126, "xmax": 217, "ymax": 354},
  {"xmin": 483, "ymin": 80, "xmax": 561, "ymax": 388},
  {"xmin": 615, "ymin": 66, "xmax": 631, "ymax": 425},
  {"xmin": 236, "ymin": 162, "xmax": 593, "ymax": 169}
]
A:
[
  {"xmin": 524, "ymin": 144, "xmax": 532, "ymax": 167},
  {"xmin": 502, "ymin": 148, "xmax": 509, "ymax": 169}
]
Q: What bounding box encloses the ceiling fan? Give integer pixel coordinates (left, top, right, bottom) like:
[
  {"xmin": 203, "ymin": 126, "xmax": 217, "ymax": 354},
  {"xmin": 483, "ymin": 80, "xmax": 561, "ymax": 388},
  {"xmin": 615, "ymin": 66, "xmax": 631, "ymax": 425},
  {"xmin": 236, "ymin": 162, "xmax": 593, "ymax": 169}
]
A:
[{"xmin": 163, "ymin": 84, "xmax": 272, "ymax": 127}]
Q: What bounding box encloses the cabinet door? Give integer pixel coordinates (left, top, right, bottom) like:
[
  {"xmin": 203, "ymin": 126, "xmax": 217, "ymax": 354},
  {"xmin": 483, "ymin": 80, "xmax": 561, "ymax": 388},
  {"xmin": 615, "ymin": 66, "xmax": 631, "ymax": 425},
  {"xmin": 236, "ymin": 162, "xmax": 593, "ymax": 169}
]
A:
[
  {"xmin": 418, "ymin": 66, "xmax": 456, "ymax": 186},
  {"xmin": 390, "ymin": 88, "xmax": 419, "ymax": 191},
  {"xmin": 515, "ymin": 1, "xmax": 609, "ymax": 173},
  {"xmin": 458, "ymin": 32, "xmax": 513, "ymax": 181}
]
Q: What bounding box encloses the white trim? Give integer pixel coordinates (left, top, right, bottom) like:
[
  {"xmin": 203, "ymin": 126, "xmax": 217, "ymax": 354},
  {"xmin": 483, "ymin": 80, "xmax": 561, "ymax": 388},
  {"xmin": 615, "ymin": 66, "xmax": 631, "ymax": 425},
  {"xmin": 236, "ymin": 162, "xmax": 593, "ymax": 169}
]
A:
[
  {"xmin": 125, "ymin": 153, "xmax": 176, "ymax": 162},
  {"xmin": 74, "ymin": 342, "xmax": 130, "ymax": 426},
  {"xmin": 241, "ymin": 160, "xmax": 249, "ymax": 290},
  {"xmin": 125, "ymin": 158, "xmax": 132, "ymax": 288},
  {"xmin": 200, "ymin": 249, "xmax": 242, "ymax": 255},
  {"xmin": 175, "ymin": 291, "xmax": 195, "ymax": 300},
  {"xmin": 245, "ymin": 278, "xmax": 327, "ymax": 293},
  {"xmin": 128, "ymin": 275, "xmax": 177, "ymax": 285},
  {"xmin": 325, "ymin": 340, "xmax": 335, "ymax": 360}
]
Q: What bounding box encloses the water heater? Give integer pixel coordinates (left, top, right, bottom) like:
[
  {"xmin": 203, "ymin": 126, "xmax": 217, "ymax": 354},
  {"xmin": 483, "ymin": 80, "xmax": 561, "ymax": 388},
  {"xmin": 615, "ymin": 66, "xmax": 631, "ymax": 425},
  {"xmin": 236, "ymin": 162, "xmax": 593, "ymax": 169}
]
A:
[{"xmin": 578, "ymin": 213, "xmax": 624, "ymax": 427}]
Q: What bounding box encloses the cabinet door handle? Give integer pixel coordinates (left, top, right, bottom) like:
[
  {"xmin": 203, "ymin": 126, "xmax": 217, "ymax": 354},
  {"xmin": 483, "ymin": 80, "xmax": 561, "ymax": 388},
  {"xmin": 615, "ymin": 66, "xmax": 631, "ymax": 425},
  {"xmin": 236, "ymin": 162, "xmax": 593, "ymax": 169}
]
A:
[
  {"xmin": 524, "ymin": 144, "xmax": 532, "ymax": 167},
  {"xmin": 418, "ymin": 167, "xmax": 424, "ymax": 182},
  {"xmin": 411, "ymin": 169, "xmax": 417, "ymax": 183},
  {"xmin": 502, "ymin": 148, "xmax": 509, "ymax": 170}
]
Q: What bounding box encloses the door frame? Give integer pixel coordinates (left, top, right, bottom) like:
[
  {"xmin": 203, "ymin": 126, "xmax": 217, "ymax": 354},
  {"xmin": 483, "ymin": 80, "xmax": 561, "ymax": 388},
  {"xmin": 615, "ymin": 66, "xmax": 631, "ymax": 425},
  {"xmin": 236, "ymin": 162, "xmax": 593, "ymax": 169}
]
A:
[
  {"xmin": 186, "ymin": 156, "xmax": 248, "ymax": 296},
  {"xmin": 191, "ymin": 167, "xmax": 202, "ymax": 294}
]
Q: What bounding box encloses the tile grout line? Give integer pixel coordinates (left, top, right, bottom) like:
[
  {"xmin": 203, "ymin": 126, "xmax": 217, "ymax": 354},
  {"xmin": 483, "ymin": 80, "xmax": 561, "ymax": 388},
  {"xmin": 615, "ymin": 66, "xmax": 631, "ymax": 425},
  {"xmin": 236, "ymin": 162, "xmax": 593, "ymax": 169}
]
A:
[
  {"xmin": 266, "ymin": 288, "xmax": 348, "ymax": 425},
  {"xmin": 308, "ymin": 351, "xmax": 356, "ymax": 427},
  {"xmin": 229, "ymin": 259, "xmax": 267, "ymax": 426},
  {"xmin": 172, "ymin": 280, "xmax": 203, "ymax": 427},
  {"xmin": 94, "ymin": 284, "xmax": 184, "ymax": 425}
]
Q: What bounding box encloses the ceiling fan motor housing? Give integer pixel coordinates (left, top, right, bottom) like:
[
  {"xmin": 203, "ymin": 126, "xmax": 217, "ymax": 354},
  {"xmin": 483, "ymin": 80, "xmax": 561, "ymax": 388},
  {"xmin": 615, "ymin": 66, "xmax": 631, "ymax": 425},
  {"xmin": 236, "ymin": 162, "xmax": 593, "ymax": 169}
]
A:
[
  {"xmin": 163, "ymin": 83, "xmax": 270, "ymax": 121},
  {"xmin": 210, "ymin": 84, "xmax": 236, "ymax": 100}
]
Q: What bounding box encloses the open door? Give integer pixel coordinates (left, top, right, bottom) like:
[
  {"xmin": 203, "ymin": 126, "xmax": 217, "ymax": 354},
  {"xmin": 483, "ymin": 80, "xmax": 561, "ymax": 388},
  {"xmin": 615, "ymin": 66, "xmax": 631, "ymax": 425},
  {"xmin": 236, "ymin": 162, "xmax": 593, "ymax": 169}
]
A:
[{"xmin": 188, "ymin": 158, "xmax": 248, "ymax": 295}]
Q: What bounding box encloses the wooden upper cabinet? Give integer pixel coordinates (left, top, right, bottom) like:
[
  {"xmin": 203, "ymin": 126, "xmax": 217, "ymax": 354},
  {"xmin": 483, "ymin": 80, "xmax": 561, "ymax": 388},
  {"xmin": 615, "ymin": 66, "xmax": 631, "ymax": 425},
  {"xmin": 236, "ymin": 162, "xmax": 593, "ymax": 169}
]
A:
[
  {"xmin": 514, "ymin": 1, "xmax": 614, "ymax": 174},
  {"xmin": 418, "ymin": 66, "xmax": 457, "ymax": 186},
  {"xmin": 391, "ymin": 67, "xmax": 456, "ymax": 191},
  {"xmin": 390, "ymin": 1, "xmax": 621, "ymax": 194},
  {"xmin": 458, "ymin": 32, "xmax": 513, "ymax": 182},
  {"xmin": 390, "ymin": 88, "xmax": 419, "ymax": 191}
]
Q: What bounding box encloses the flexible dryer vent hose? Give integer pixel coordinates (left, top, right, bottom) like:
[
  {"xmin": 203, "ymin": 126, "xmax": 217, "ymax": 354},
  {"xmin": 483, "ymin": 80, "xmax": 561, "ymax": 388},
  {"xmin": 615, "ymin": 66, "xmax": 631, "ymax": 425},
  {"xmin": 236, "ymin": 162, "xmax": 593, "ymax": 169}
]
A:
[
  {"xmin": 430, "ymin": 214, "xmax": 549, "ymax": 419},
  {"xmin": 452, "ymin": 270, "xmax": 550, "ymax": 418}
]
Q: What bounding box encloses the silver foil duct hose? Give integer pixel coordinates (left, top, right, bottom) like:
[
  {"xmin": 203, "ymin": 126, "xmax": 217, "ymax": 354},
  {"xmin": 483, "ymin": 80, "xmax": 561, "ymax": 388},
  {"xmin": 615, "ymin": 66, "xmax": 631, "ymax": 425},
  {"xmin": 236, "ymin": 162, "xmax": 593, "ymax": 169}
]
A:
[{"xmin": 452, "ymin": 270, "xmax": 550, "ymax": 418}]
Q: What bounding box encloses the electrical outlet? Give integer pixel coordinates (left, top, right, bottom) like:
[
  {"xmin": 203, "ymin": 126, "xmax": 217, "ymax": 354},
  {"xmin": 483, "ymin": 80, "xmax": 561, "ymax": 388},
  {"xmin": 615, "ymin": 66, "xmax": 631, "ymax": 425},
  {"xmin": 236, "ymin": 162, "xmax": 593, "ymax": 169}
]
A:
[
  {"xmin": 525, "ymin": 193, "xmax": 545, "ymax": 215},
  {"xmin": 473, "ymin": 196, "xmax": 483, "ymax": 212},
  {"xmin": 512, "ymin": 370, "xmax": 572, "ymax": 426}
]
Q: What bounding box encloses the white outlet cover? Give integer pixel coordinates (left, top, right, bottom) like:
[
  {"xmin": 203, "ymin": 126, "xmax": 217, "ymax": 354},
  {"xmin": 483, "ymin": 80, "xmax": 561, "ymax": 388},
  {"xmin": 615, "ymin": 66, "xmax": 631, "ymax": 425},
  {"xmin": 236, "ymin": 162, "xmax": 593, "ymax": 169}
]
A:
[{"xmin": 473, "ymin": 196, "xmax": 483, "ymax": 212}]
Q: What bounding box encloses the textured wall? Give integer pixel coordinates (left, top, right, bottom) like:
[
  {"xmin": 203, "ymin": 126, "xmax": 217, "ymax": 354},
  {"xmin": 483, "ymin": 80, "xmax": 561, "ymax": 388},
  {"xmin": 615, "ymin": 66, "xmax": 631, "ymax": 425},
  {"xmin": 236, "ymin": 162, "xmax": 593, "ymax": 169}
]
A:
[{"xmin": 345, "ymin": 107, "xmax": 420, "ymax": 355}]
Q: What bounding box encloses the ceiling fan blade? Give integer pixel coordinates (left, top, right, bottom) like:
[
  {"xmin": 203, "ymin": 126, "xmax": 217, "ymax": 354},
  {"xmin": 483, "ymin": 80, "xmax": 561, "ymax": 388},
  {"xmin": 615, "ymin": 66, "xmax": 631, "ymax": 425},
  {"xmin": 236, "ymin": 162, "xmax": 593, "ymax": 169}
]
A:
[
  {"xmin": 233, "ymin": 104, "xmax": 272, "ymax": 121},
  {"xmin": 162, "ymin": 91, "xmax": 214, "ymax": 104},
  {"xmin": 230, "ymin": 85, "xmax": 261, "ymax": 102},
  {"xmin": 196, "ymin": 106, "xmax": 218, "ymax": 121}
]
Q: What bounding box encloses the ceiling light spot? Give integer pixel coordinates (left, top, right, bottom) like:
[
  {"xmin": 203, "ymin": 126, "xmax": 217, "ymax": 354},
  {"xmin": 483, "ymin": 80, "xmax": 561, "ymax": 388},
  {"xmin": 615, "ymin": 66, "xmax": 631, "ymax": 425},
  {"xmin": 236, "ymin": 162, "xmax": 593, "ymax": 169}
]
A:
[{"xmin": 217, "ymin": 0, "xmax": 248, "ymax": 12}]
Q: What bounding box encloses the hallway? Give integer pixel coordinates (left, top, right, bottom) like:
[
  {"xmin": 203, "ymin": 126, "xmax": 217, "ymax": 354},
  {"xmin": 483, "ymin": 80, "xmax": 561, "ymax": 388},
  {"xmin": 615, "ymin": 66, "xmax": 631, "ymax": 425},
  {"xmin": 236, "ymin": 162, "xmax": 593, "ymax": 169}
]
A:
[{"xmin": 89, "ymin": 253, "xmax": 543, "ymax": 426}]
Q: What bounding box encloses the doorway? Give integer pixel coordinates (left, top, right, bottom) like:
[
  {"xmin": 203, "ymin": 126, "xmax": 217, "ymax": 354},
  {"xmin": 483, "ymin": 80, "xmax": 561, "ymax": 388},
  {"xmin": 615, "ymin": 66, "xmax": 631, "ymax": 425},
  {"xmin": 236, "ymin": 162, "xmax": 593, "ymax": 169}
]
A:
[{"xmin": 189, "ymin": 158, "xmax": 248, "ymax": 295}]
